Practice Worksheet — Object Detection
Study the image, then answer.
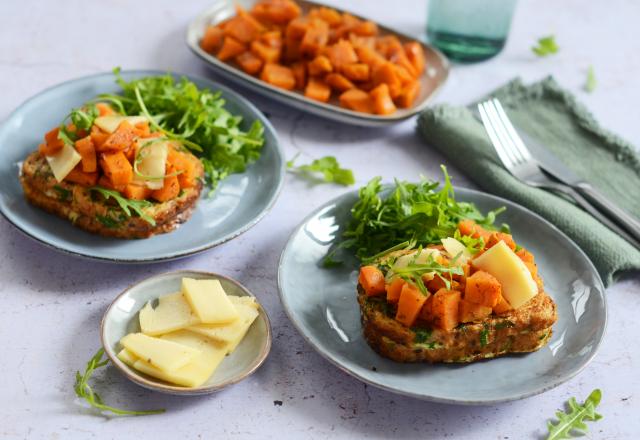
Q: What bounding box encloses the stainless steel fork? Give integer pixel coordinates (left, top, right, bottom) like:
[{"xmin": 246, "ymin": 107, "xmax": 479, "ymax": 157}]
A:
[{"xmin": 478, "ymin": 98, "xmax": 640, "ymax": 249}]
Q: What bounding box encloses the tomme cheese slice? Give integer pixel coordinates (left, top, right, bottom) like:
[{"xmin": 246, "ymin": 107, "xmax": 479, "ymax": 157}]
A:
[
  {"xmin": 45, "ymin": 142, "xmax": 82, "ymax": 182},
  {"xmin": 117, "ymin": 348, "xmax": 138, "ymax": 367},
  {"xmin": 188, "ymin": 301, "xmax": 259, "ymax": 349},
  {"xmin": 441, "ymin": 237, "xmax": 471, "ymax": 264},
  {"xmin": 229, "ymin": 295, "xmax": 259, "ymax": 310},
  {"xmin": 120, "ymin": 333, "xmax": 200, "ymax": 373},
  {"xmin": 472, "ymin": 241, "xmax": 538, "ymax": 309},
  {"xmin": 94, "ymin": 115, "xmax": 148, "ymax": 133},
  {"xmin": 132, "ymin": 331, "xmax": 228, "ymax": 387},
  {"xmin": 139, "ymin": 292, "xmax": 199, "ymax": 336},
  {"xmin": 134, "ymin": 139, "xmax": 169, "ymax": 190},
  {"xmin": 181, "ymin": 278, "xmax": 239, "ymax": 324}
]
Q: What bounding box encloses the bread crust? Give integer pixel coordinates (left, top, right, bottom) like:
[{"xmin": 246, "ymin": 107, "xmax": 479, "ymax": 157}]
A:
[{"xmin": 20, "ymin": 151, "xmax": 203, "ymax": 239}]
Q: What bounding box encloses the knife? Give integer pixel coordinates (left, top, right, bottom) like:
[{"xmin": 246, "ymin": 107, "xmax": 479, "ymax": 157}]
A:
[{"xmin": 515, "ymin": 129, "xmax": 640, "ymax": 245}]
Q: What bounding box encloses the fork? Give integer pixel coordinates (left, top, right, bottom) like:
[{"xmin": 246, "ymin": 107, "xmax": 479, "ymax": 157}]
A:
[{"xmin": 478, "ymin": 98, "xmax": 640, "ymax": 249}]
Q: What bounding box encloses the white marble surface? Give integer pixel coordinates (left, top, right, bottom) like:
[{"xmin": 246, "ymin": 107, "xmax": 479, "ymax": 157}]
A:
[{"xmin": 1, "ymin": 0, "xmax": 639, "ymax": 438}]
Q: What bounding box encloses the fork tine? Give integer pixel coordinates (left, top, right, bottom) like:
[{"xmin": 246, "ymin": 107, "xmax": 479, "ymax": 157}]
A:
[
  {"xmin": 482, "ymin": 100, "xmax": 521, "ymax": 166},
  {"xmin": 492, "ymin": 99, "xmax": 533, "ymax": 162},
  {"xmin": 478, "ymin": 102, "xmax": 516, "ymax": 170}
]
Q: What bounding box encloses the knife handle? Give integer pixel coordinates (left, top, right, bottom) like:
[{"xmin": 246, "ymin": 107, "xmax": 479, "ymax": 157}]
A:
[{"xmin": 575, "ymin": 182, "xmax": 640, "ymax": 244}]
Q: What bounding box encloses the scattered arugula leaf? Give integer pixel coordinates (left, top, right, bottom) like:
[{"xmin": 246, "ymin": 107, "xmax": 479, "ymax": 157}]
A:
[
  {"xmin": 532, "ymin": 35, "xmax": 559, "ymax": 57},
  {"xmin": 96, "ymin": 214, "xmax": 121, "ymax": 229},
  {"xmin": 584, "ymin": 66, "xmax": 597, "ymax": 93},
  {"xmin": 546, "ymin": 389, "xmax": 603, "ymax": 440},
  {"xmin": 287, "ymin": 154, "xmax": 355, "ymax": 186},
  {"xmin": 327, "ymin": 165, "xmax": 506, "ymax": 263},
  {"xmin": 413, "ymin": 328, "xmax": 433, "ymax": 344},
  {"xmin": 58, "ymin": 105, "xmax": 99, "ymax": 145},
  {"xmin": 101, "ymin": 67, "xmax": 265, "ymax": 192},
  {"xmin": 479, "ymin": 323, "xmax": 490, "ymax": 347},
  {"xmin": 74, "ymin": 348, "xmax": 164, "ymax": 417},
  {"xmin": 90, "ymin": 186, "xmax": 155, "ymax": 225},
  {"xmin": 53, "ymin": 185, "xmax": 71, "ymax": 202}
]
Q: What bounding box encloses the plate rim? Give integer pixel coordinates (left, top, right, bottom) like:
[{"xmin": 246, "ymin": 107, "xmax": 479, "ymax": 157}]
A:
[
  {"xmin": 100, "ymin": 269, "xmax": 272, "ymax": 395},
  {"xmin": 0, "ymin": 69, "xmax": 286, "ymax": 263},
  {"xmin": 277, "ymin": 185, "xmax": 608, "ymax": 405}
]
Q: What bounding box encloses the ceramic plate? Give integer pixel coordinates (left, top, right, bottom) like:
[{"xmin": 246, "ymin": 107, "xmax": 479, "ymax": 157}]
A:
[
  {"xmin": 186, "ymin": 0, "xmax": 449, "ymax": 127},
  {"xmin": 101, "ymin": 270, "xmax": 271, "ymax": 395},
  {"xmin": 0, "ymin": 70, "xmax": 284, "ymax": 262},
  {"xmin": 278, "ymin": 187, "xmax": 607, "ymax": 404}
]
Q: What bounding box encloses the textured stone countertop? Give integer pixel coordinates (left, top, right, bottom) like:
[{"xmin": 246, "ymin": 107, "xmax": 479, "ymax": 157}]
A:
[{"xmin": 1, "ymin": 0, "xmax": 638, "ymax": 438}]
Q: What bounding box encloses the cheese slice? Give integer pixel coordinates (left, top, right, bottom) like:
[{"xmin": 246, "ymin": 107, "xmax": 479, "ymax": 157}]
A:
[
  {"xmin": 181, "ymin": 278, "xmax": 239, "ymax": 324},
  {"xmin": 134, "ymin": 139, "xmax": 169, "ymax": 190},
  {"xmin": 139, "ymin": 292, "xmax": 199, "ymax": 336},
  {"xmin": 229, "ymin": 295, "xmax": 259, "ymax": 310},
  {"xmin": 120, "ymin": 333, "xmax": 200, "ymax": 372},
  {"xmin": 117, "ymin": 348, "xmax": 138, "ymax": 367},
  {"xmin": 94, "ymin": 115, "xmax": 147, "ymax": 133},
  {"xmin": 388, "ymin": 248, "xmax": 441, "ymax": 281},
  {"xmin": 472, "ymin": 241, "xmax": 538, "ymax": 309},
  {"xmin": 133, "ymin": 331, "xmax": 228, "ymax": 387},
  {"xmin": 441, "ymin": 237, "xmax": 471, "ymax": 264},
  {"xmin": 45, "ymin": 142, "xmax": 82, "ymax": 182},
  {"xmin": 188, "ymin": 301, "xmax": 259, "ymax": 348}
]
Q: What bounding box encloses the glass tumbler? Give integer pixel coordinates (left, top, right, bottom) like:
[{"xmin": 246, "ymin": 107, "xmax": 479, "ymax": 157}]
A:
[{"xmin": 427, "ymin": 0, "xmax": 517, "ymax": 62}]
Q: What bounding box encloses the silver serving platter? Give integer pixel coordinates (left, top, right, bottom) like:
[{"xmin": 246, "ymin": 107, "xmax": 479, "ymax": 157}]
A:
[{"xmin": 186, "ymin": 0, "xmax": 450, "ymax": 126}]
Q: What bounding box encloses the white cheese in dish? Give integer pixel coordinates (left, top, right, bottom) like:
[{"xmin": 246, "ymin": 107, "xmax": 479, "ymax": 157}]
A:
[
  {"xmin": 45, "ymin": 142, "xmax": 82, "ymax": 182},
  {"xmin": 181, "ymin": 278, "xmax": 239, "ymax": 324},
  {"xmin": 139, "ymin": 292, "xmax": 199, "ymax": 336},
  {"xmin": 120, "ymin": 332, "xmax": 200, "ymax": 373},
  {"xmin": 188, "ymin": 300, "xmax": 259, "ymax": 349},
  {"xmin": 94, "ymin": 115, "xmax": 147, "ymax": 133}
]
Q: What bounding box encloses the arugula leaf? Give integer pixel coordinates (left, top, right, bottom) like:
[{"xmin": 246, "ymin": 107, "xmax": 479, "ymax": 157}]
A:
[
  {"xmin": 584, "ymin": 66, "xmax": 597, "ymax": 93},
  {"xmin": 288, "ymin": 154, "xmax": 355, "ymax": 186},
  {"xmin": 329, "ymin": 165, "xmax": 506, "ymax": 261},
  {"xmin": 58, "ymin": 105, "xmax": 99, "ymax": 145},
  {"xmin": 74, "ymin": 348, "xmax": 164, "ymax": 417},
  {"xmin": 546, "ymin": 389, "xmax": 603, "ymax": 440},
  {"xmin": 90, "ymin": 186, "xmax": 155, "ymax": 225},
  {"xmin": 479, "ymin": 323, "xmax": 490, "ymax": 347},
  {"xmin": 101, "ymin": 67, "xmax": 265, "ymax": 191},
  {"xmin": 532, "ymin": 35, "xmax": 559, "ymax": 57}
]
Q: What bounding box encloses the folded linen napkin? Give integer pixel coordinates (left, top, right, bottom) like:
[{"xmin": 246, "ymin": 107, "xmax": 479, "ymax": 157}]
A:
[{"xmin": 417, "ymin": 77, "xmax": 640, "ymax": 286}]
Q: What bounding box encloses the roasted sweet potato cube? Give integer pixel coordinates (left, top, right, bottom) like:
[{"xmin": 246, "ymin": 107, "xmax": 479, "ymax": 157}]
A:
[
  {"xmin": 375, "ymin": 35, "xmax": 403, "ymax": 58},
  {"xmin": 64, "ymin": 166, "xmax": 98, "ymax": 187},
  {"xmin": 286, "ymin": 17, "xmax": 310, "ymax": 39},
  {"xmin": 459, "ymin": 299, "xmax": 492, "ymax": 323},
  {"xmin": 372, "ymin": 62, "xmax": 402, "ymax": 98},
  {"xmin": 200, "ymin": 26, "xmax": 224, "ymax": 53},
  {"xmin": 75, "ymin": 135, "xmax": 97, "ymax": 173},
  {"xmin": 395, "ymin": 80, "xmax": 420, "ymax": 108},
  {"xmin": 396, "ymin": 283, "xmax": 429, "ymax": 328},
  {"xmin": 251, "ymin": 40, "xmax": 281, "ymax": 63},
  {"xmin": 326, "ymin": 40, "xmax": 358, "ymax": 71},
  {"xmin": 369, "ymin": 83, "xmax": 397, "ymax": 115},
  {"xmin": 307, "ymin": 55, "xmax": 333, "ymax": 76},
  {"xmin": 339, "ymin": 88, "xmax": 373, "ymax": 113},
  {"xmin": 218, "ymin": 37, "xmax": 247, "ymax": 61},
  {"xmin": 236, "ymin": 51, "xmax": 264, "ymax": 75},
  {"xmin": 352, "ymin": 21, "xmax": 378, "ymax": 37},
  {"xmin": 386, "ymin": 277, "xmax": 405, "ymax": 304},
  {"xmin": 431, "ymin": 289, "xmax": 461, "ymax": 331},
  {"xmin": 326, "ymin": 73, "xmax": 355, "ymax": 92},
  {"xmin": 419, "ymin": 294, "xmax": 434, "ymax": 322},
  {"xmin": 342, "ymin": 63, "xmax": 370, "ymax": 82},
  {"xmin": 100, "ymin": 151, "xmax": 133, "ymax": 188},
  {"xmin": 99, "ymin": 121, "xmax": 137, "ymax": 152},
  {"xmin": 458, "ymin": 219, "xmax": 492, "ymax": 242},
  {"xmin": 124, "ymin": 183, "xmax": 152, "ymax": 201},
  {"xmin": 300, "ymin": 21, "xmax": 329, "ymax": 56},
  {"xmin": 485, "ymin": 232, "xmax": 517, "ymax": 250},
  {"xmin": 223, "ymin": 8, "xmax": 265, "ymax": 43},
  {"xmin": 516, "ymin": 248, "xmax": 535, "ymax": 264},
  {"xmin": 493, "ymin": 294, "xmax": 513, "ymax": 314},
  {"xmin": 355, "ymin": 45, "xmax": 386, "ymax": 69},
  {"xmin": 359, "ymin": 265, "xmax": 386, "ymax": 296},
  {"xmin": 304, "ymin": 78, "xmax": 331, "ymax": 102},
  {"xmin": 151, "ymin": 170, "xmax": 180, "ymax": 202},
  {"xmin": 291, "ymin": 61, "xmax": 307, "ymax": 89},
  {"xmin": 313, "ymin": 7, "xmax": 342, "ymax": 27},
  {"xmin": 465, "ymin": 270, "xmax": 502, "ymax": 308},
  {"xmin": 260, "ymin": 63, "xmax": 296, "ymax": 90},
  {"xmin": 404, "ymin": 41, "xmax": 426, "ymax": 75},
  {"xmin": 252, "ymin": 0, "xmax": 301, "ymax": 24}
]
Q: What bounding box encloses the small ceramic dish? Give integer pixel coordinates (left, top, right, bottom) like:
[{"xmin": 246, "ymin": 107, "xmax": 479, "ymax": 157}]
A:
[
  {"xmin": 101, "ymin": 270, "xmax": 271, "ymax": 395},
  {"xmin": 186, "ymin": 0, "xmax": 450, "ymax": 127}
]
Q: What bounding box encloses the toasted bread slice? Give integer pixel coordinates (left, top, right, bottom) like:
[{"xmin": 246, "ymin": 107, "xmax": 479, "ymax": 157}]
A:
[
  {"xmin": 357, "ymin": 284, "xmax": 557, "ymax": 363},
  {"xmin": 20, "ymin": 151, "xmax": 203, "ymax": 239}
]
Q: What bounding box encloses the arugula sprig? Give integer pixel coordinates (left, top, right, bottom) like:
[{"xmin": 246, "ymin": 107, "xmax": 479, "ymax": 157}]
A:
[
  {"xmin": 287, "ymin": 154, "xmax": 355, "ymax": 186},
  {"xmin": 74, "ymin": 348, "xmax": 164, "ymax": 417},
  {"xmin": 58, "ymin": 105, "xmax": 99, "ymax": 145},
  {"xmin": 546, "ymin": 389, "xmax": 603, "ymax": 439},
  {"xmin": 532, "ymin": 35, "xmax": 559, "ymax": 57},
  {"xmin": 90, "ymin": 186, "xmax": 155, "ymax": 225},
  {"xmin": 328, "ymin": 165, "xmax": 505, "ymax": 263},
  {"xmin": 101, "ymin": 68, "xmax": 265, "ymax": 192}
]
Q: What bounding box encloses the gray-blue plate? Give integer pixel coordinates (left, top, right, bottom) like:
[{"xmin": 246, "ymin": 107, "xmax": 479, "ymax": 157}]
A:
[
  {"xmin": 0, "ymin": 70, "xmax": 284, "ymax": 262},
  {"xmin": 278, "ymin": 187, "xmax": 607, "ymax": 404}
]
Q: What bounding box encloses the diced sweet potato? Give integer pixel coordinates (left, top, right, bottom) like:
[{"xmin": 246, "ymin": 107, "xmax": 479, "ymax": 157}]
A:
[
  {"xmin": 312, "ymin": 7, "xmax": 341, "ymax": 27},
  {"xmin": 90, "ymin": 125, "xmax": 110, "ymax": 150},
  {"xmin": 386, "ymin": 277, "xmax": 405, "ymax": 304},
  {"xmin": 396, "ymin": 81, "xmax": 420, "ymax": 108},
  {"xmin": 124, "ymin": 183, "xmax": 152, "ymax": 201},
  {"xmin": 97, "ymin": 174, "xmax": 118, "ymax": 192},
  {"xmin": 218, "ymin": 37, "xmax": 246, "ymax": 61},
  {"xmin": 355, "ymin": 45, "xmax": 385, "ymax": 69},
  {"xmin": 375, "ymin": 35, "xmax": 403, "ymax": 58},
  {"xmin": 426, "ymin": 275, "xmax": 461, "ymax": 294},
  {"xmin": 200, "ymin": 26, "xmax": 224, "ymax": 53},
  {"xmin": 286, "ymin": 17, "xmax": 310, "ymax": 40},
  {"xmin": 251, "ymin": 40, "xmax": 281, "ymax": 63},
  {"xmin": 358, "ymin": 265, "xmax": 386, "ymax": 297},
  {"xmin": 342, "ymin": 63, "xmax": 370, "ymax": 82},
  {"xmin": 300, "ymin": 21, "xmax": 329, "ymax": 56},
  {"xmin": 151, "ymin": 165, "xmax": 180, "ymax": 202},
  {"xmin": 352, "ymin": 21, "xmax": 378, "ymax": 37},
  {"xmin": 369, "ymin": 83, "xmax": 397, "ymax": 115},
  {"xmin": 304, "ymin": 78, "xmax": 331, "ymax": 102},
  {"xmin": 458, "ymin": 219, "xmax": 492, "ymax": 242},
  {"xmin": 326, "ymin": 73, "xmax": 355, "ymax": 92},
  {"xmin": 307, "ymin": 55, "xmax": 333, "ymax": 76},
  {"xmin": 74, "ymin": 135, "xmax": 97, "ymax": 173},
  {"xmin": 64, "ymin": 166, "xmax": 98, "ymax": 186},
  {"xmin": 389, "ymin": 48, "xmax": 418, "ymax": 78},
  {"xmin": 326, "ymin": 40, "xmax": 358, "ymax": 71},
  {"xmin": 236, "ymin": 51, "xmax": 264, "ymax": 74},
  {"xmin": 404, "ymin": 41, "xmax": 426, "ymax": 75},
  {"xmin": 393, "ymin": 64, "xmax": 414, "ymax": 85},
  {"xmin": 260, "ymin": 30, "xmax": 283, "ymax": 49},
  {"xmin": 516, "ymin": 248, "xmax": 535, "ymax": 264},
  {"xmin": 260, "ymin": 63, "xmax": 296, "ymax": 90},
  {"xmin": 339, "ymin": 88, "xmax": 373, "ymax": 113},
  {"xmin": 168, "ymin": 148, "xmax": 200, "ymax": 189},
  {"xmin": 100, "ymin": 151, "xmax": 133, "ymax": 188},
  {"xmin": 524, "ymin": 261, "xmax": 538, "ymax": 278},
  {"xmin": 133, "ymin": 121, "xmax": 151, "ymax": 138},
  {"xmin": 372, "ymin": 62, "xmax": 402, "ymax": 98},
  {"xmin": 485, "ymin": 232, "xmax": 516, "ymax": 251},
  {"xmin": 223, "ymin": 8, "xmax": 265, "ymax": 43},
  {"xmin": 459, "ymin": 299, "xmax": 492, "ymax": 323},
  {"xmin": 291, "ymin": 61, "xmax": 307, "ymax": 89},
  {"xmin": 95, "ymin": 103, "xmax": 115, "ymax": 117},
  {"xmin": 396, "ymin": 283, "xmax": 429, "ymax": 328},
  {"xmin": 465, "ymin": 270, "xmax": 502, "ymax": 308},
  {"xmin": 99, "ymin": 121, "xmax": 137, "ymax": 152},
  {"xmin": 252, "ymin": 0, "xmax": 301, "ymax": 24},
  {"xmin": 40, "ymin": 127, "xmax": 64, "ymax": 155},
  {"xmin": 493, "ymin": 294, "xmax": 513, "ymax": 314},
  {"xmin": 419, "ymin": 294, "xmax": 434, "ymax": 322},
  {"xmin": 431, "ymin": 289, "xmax": 461, "ymax": 331}
]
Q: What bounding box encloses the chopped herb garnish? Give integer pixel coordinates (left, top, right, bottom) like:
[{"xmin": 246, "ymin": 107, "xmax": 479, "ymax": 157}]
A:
[
  {"xmin": 287, "ymin": 154, "xmax": 355, "ymax": 186},
  {"xmin": 413, "ymin": 328, "xmax": 432, "ymax": 344},
  {"xmin": 546, "ymin": 389, "xmax": 603, "ymax": 440},
  {"xmin": 480, "ymin": 323, "xmax": 490, "ymax": 347},
  {"xmin": 584, "ymin": 66, "xmax": 597, "ymax": 93},
  {"xmin": 74, "ymin": 348, "xmax": 164, "ymax": 417},
  {"xmin": 494, "ymin": 320, "xmax": 515, "ymax": 330},
  {"xmin": 96, "ymin": 214, "xmax": 121, "ymax": 229},
  {"xmin": 532, "ymin": 35, "xmax": 559, "ymax": 57},
  {"xmin": 53, "ymin": 185, "xmax": 71, "ymax": 202},
  {"xmin": 90, "ymin": 186, "xmax": 155, "ymax": 225},
  {"xmin": 58, "ymin": 104, "xmax": 99, "ymax": 145}
]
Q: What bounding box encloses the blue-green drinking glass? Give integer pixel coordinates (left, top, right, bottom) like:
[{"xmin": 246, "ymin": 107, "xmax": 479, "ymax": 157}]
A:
[{"xmin": 427, "ymin": 0, "xmax": 517, "ymax": 62}]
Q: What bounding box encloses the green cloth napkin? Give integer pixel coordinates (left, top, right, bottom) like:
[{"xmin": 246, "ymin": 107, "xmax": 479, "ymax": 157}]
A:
[{"xmin": 417, "ymin": 77, "xmax": 640, "ymax": 286}]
